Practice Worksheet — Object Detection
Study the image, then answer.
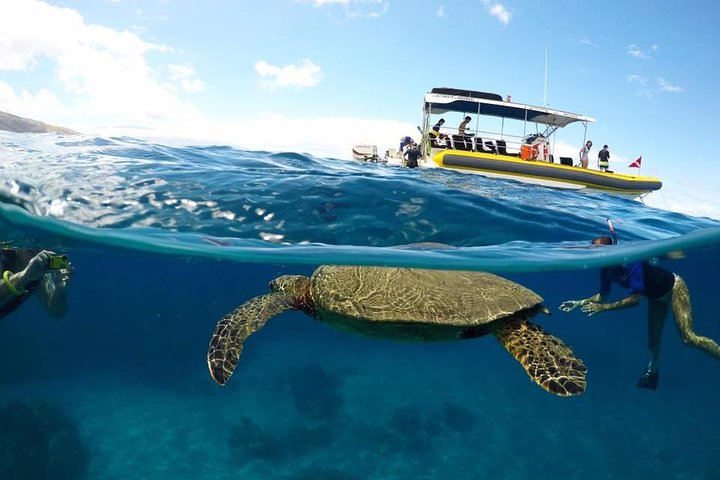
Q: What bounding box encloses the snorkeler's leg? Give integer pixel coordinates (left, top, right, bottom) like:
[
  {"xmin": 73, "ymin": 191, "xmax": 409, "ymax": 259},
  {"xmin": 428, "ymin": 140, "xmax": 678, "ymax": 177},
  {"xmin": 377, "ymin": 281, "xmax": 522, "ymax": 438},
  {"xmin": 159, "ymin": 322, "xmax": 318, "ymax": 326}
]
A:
[
  {"xmin": 637, "ymin": 299, "xmax": 668, "ymax": 389},
  {"xmin": 672, "ymin": 275, "xmax": 720, "ymax": 360},
  {"xmin": 646, "ymin": 298, "xmax": 669, "ymax": 373}
]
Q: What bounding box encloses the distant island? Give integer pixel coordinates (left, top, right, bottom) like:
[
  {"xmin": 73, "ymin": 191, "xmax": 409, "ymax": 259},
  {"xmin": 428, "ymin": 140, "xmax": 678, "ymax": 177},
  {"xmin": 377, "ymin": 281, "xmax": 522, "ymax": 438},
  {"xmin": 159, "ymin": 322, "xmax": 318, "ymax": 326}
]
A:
[{"xmin": 0, "ymin": 111, "xmax": 78, "ymax": 135}]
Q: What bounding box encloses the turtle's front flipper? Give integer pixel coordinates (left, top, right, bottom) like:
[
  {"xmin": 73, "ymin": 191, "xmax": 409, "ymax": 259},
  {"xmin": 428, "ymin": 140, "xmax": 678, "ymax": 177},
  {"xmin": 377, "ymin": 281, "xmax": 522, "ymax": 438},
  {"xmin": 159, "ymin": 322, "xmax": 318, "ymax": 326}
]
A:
[
  {"xmin": 492, "ymin": 318, "xmax": 587, "ymax": 396},
  {"xmin": 207, "ymin": 293, "xmax": 292, "ymax": 385}
]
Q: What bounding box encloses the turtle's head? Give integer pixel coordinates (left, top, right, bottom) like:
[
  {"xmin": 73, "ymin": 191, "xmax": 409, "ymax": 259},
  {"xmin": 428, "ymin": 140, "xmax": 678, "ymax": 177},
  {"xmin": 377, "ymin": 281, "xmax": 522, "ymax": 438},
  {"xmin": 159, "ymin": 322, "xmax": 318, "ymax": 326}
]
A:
[
  {"xmin": 269, "ymin": 275, "xmax": 307, "ymax": 294},
  {"xmin": 269, "ymin": 275, "xmax": 314, "ymax": 313}
]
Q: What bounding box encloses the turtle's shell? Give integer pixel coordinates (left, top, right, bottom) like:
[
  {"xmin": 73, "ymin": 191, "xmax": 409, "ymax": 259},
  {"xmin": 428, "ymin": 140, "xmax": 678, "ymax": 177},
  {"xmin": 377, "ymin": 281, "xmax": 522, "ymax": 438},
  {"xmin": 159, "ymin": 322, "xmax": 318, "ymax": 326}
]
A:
[{"xmin": 310, "ymin": 265, "xmax": 542, "ymax": 328}]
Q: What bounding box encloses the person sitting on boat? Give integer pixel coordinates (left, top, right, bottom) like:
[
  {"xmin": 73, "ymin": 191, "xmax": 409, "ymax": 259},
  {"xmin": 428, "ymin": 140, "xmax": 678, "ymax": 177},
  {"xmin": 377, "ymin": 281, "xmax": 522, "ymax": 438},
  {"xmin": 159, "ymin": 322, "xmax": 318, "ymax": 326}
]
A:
[
  {"xmin": 598, "ymin": 144, "xmax": 610, "ymax": 172},
  {"xmin": 559, "ymin": 234, "xmax": 720, "ymax": 390},
  {"xmin": 1, "ymin": 248, "xmax": 71, "ymax": 321},
  {"xmin": 430, "ymin": 119, "xmax": 446, "ymax": 138},
  {"xmin": 578, "ymin": 140, "xmax": 592, "ymax": 168},
  {"xmin": 429, "ymin": 118, "xmax": 447, "ymax": 147}
]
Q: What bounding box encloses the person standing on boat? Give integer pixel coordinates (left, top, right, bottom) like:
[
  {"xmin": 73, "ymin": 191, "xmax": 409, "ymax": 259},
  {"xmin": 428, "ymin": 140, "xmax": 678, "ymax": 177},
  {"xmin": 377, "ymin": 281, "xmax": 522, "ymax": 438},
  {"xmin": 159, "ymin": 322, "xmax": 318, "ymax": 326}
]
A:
[
  {"xmin": 457, "ymin": 116, "xmax": 474, "ymax": 150},
  {"xmin": 457, "ymin": 116, "xmax": 472, "ymax": 136},
  {"xmin": 598, "ymin": 145, "xmax": 610, "ymax": 172},
  {"xmin": 559, "ymin": 235, "xmax": 720, "ymax": 390},
  {"xmin": 578, "ymin": 140, "xmax": 592, "ymax": 168},
  {"xmin": 403, "ymin": 142, "xmax": 421, "ymax": 168}
]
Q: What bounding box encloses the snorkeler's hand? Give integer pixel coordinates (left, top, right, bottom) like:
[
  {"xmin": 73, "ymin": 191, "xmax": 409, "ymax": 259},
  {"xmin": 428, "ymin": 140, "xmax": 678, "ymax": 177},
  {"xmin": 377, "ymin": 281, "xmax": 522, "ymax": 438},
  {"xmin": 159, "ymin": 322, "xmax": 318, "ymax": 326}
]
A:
[
  {"xmin": 23, "ymin": 250, "xmax": 55, "ymax": 283},
  {"xmin": 559, "ymin": 300, "xmax": 581, "ymax": 312},
  {"xmin": 51, "ymin": 266, "xmax": 72, "ymax": 289},
  {"xmin": 581, "ymin": 302, "xmax": 605, "ymax": 316}
]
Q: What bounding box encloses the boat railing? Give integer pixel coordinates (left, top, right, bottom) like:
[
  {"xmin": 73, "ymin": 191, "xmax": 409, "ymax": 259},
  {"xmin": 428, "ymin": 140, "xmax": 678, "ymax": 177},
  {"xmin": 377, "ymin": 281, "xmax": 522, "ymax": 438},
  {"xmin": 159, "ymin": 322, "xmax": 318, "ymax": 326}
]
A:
[{"xmin": 429, "ymin": 128, "xmax": 529, "ymax": 157}]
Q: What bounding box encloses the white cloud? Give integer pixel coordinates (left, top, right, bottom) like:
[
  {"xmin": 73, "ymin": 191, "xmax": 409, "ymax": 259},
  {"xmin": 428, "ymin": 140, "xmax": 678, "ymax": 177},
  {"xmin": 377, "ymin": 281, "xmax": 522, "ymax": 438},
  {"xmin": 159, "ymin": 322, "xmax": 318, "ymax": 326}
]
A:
[
  {"xmin": 168, "ymin": 64, "xmax": 205, "ymax": 92},
  {"xmin": 97, "ymin": 113, "xmax": 416, "ymax": 161},
  {"xmin": 0, "ymin": 0, "xmax": 201, "ymax": 125},
  {"xmin": 436, "ymin": 6, "xmax": 446, "ymax": 18},
  {"xmin": 308, "ymin": 0, "xmax": 349, "ymax": 4},
  {"xmin": 644, "ymin": 178, "xmax": 720, "ymax": 220},
  {"xmin": 254, "ymin": 59, "xmax": 323, "ymax": 90},
  {"xmin": 627, "ymin": 74, "xmax": 647, "ymax": 86},
  {"xmin": 297, "ymin": 0, "xmax": 388, "ymax": 18},
  {"xmin": 0, "ymin": 80, "xmax": 64, "ymax": 118},
  {"xmin": 658, "ymin": 77, "xmax": 683, "ymax": 93},
  {"xmin": 579, "ymin": 38, "xmax": 596, "ymax": 47},
  {"xmin": 480, "ymin": 0, "xmax": 511, "ymax": 25},
  {"xmin": 627, "ymin": 44, "xmax": 652, "ymax": 60}
]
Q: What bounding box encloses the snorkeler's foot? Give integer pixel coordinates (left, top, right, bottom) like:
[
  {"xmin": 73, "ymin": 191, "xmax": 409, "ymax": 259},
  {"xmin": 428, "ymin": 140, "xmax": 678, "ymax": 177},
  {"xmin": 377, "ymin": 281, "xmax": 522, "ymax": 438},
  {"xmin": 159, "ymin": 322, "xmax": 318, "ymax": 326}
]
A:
[{"xmin": 637, "ymin": 368, "xmax": 659, "ymax": 390}]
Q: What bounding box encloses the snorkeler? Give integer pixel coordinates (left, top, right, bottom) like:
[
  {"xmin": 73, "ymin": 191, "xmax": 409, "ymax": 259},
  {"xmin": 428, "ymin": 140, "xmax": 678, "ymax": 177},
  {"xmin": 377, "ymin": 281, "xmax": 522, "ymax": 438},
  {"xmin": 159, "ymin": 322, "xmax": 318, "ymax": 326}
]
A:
[
  {"xmin": 1, "ymin": 248, "xmax": 71, "ymax": 320},
  {"xmin": 559, "ymin": 226, "xmax": 720, "ymax": 390}
]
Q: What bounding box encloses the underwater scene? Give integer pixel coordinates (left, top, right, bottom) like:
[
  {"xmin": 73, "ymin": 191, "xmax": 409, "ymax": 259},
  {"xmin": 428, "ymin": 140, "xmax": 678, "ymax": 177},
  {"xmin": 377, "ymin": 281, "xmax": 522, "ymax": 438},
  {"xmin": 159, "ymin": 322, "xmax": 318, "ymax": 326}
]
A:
[{"xmin": 1, "ymin": 132, "xmax": 720, "ymax": 480}]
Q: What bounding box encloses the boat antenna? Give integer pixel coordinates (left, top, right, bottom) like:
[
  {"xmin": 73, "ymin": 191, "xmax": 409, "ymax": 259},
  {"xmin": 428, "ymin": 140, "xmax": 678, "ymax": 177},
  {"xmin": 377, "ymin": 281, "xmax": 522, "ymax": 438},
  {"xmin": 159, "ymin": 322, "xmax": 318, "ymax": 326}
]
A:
[{"xmin": 543, "ymin": 44, "xmax": 549, "ymax": 106}]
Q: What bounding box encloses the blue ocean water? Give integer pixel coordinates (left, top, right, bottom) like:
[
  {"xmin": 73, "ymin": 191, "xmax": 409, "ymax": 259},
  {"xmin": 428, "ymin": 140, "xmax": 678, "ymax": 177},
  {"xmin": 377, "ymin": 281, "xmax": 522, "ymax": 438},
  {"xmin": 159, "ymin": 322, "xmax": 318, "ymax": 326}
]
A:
[{"xmin": 1, "ymin": 132, "xmax": 720, "ymax": 480}]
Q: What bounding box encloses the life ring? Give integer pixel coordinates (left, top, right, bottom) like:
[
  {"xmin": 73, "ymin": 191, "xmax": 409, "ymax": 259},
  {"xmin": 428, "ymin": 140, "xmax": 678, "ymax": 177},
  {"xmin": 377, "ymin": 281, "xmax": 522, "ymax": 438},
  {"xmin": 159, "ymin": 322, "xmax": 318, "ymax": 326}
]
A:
[{"xmin": 531, "ymin": 144, "xmax": 549, "ymax": 160}]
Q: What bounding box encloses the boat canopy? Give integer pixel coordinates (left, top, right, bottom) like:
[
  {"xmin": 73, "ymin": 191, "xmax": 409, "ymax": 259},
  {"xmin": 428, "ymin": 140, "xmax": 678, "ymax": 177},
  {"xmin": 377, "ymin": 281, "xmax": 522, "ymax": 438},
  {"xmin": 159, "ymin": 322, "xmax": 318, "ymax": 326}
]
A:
[{"xmin": 424, "ymin": 88, "xmax": 595, "ymax": 128}]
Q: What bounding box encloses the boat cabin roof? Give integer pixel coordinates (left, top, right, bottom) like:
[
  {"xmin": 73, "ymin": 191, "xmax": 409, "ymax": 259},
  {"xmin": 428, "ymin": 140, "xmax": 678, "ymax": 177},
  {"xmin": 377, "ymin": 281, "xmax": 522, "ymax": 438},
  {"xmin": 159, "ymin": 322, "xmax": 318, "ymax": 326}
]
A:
[{"xmin": 424, "ymin": 88, "xmax": 596, "ymax": 128}]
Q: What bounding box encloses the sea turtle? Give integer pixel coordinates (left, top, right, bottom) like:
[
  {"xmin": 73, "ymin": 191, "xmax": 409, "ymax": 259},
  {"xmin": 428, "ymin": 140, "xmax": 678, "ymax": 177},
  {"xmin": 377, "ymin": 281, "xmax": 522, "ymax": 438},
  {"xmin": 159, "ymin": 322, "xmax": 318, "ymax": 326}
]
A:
[{"xmin": 207, "ymin": 266, "xmax": 587, "ymax": 396}]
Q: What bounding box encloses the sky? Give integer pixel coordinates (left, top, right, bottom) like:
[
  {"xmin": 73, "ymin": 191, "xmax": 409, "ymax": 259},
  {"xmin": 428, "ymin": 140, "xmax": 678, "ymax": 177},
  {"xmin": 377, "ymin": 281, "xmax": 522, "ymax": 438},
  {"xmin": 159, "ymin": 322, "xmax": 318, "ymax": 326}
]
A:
[{"xmin": 1, "ymin": 0, "xmax": 720, "ymax": 219}]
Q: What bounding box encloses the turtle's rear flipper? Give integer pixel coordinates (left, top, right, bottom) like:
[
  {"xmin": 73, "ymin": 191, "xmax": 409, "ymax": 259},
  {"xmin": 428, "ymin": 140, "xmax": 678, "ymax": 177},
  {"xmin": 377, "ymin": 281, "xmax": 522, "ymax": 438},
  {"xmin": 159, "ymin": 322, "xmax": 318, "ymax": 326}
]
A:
[
  {"xmin": 493, "ymin": 318, "xmax": 587, "ymax": 396},
  {"xmin": 207, "ymin": 293, "xmax": 292, "ymax": 385}
]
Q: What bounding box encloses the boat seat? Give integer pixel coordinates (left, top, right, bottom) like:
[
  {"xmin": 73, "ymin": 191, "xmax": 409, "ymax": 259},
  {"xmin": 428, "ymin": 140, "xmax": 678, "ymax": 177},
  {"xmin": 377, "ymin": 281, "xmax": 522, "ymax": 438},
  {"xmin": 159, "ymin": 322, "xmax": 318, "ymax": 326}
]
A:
[
  {"xmin": 484, "ymin": 140, "xmax": 497, "ymax": 154},
  {"xmin": 559, "ymin": 156, "xmax": 574, "ymax": 166},
  {"xmin": 496, "ymin": 140, "xmax": 517, "ymax": 156},
  {"xmin": 451, "ymin": 134, "xmax": 471, "ymax": 151},
  {"xmin": 431, "ymin": 138, "xmax": 448, "ymax": 149},
  {"xmin": 473, "ymin": 137, "xmax": 487, "ymax": 152}
]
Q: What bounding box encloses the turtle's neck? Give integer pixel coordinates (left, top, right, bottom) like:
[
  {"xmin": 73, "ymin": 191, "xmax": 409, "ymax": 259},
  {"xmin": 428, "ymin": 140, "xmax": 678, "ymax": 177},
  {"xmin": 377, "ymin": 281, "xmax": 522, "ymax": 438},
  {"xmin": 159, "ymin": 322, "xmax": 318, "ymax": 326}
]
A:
[{"xmin": 291, "ymin": 278, "xmax": 316, "ymax": 317}]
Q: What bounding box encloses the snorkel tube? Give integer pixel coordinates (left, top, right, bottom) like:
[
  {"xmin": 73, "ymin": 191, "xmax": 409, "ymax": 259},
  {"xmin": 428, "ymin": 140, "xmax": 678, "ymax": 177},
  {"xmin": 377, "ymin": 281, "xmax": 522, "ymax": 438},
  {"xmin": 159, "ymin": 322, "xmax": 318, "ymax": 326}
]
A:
[{"xmin": 607, "ymin": 218, "xmax": 617, "ymax": 245}]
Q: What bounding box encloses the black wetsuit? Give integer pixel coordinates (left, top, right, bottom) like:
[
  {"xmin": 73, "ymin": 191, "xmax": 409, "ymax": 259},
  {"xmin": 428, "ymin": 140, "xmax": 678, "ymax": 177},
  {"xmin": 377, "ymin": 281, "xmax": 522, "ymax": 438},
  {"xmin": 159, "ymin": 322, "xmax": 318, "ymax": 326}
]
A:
[
  {"xmin": 404, "ymin": 147, "xmax": 421, "ymax": 168},
  {"xmin": 600, "ymin": 262, "xmax": 676, "ymax": 299}
]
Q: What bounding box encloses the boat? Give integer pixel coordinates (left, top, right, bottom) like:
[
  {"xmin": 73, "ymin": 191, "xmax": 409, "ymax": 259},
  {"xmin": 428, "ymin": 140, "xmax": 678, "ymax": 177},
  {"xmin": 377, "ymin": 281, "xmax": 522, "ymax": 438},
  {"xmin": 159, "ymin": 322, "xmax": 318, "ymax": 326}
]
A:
[
  {"xmin": 417, "ymin": 87, "xmax": 662, "ymax": 197},
  {"xmin": 352, "ymin": 144, "xmax": 383, "ymax": 163}
]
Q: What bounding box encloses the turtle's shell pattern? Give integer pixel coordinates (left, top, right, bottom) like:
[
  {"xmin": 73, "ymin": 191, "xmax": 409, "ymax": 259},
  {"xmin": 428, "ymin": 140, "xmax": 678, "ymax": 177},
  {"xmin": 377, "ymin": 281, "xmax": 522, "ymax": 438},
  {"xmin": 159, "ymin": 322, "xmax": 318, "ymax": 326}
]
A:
[{"xmin": 310, "ymin": 266, "xmax": 542, "ymax": 327}]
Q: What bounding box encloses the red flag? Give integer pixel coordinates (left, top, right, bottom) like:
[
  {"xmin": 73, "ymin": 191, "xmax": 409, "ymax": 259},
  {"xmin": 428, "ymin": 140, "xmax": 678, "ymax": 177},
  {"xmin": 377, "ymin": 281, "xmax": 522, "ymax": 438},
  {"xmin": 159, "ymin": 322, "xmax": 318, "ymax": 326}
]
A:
[{"xmin": 628, "ymin": 156, "xmax": 642, "ymax": 168}]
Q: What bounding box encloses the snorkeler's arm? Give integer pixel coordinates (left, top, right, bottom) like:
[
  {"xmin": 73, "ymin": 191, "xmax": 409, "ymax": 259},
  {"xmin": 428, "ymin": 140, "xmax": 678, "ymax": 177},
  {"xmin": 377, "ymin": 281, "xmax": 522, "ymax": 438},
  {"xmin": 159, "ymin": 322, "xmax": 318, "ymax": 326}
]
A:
[
  {"xmin": 559, "ymin": 293, "xmax": 605, "ymax": 312},
  {"xmin": 0, "ymin": 251, "xmax": 54, "ymax": 307},
  {"xmin": 580, "ymin": 293, "xmax": 641, "ymax": 316},
  {"xmin": 0, "ymin": 271, "xmax": 28, "ymax": 306}
]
